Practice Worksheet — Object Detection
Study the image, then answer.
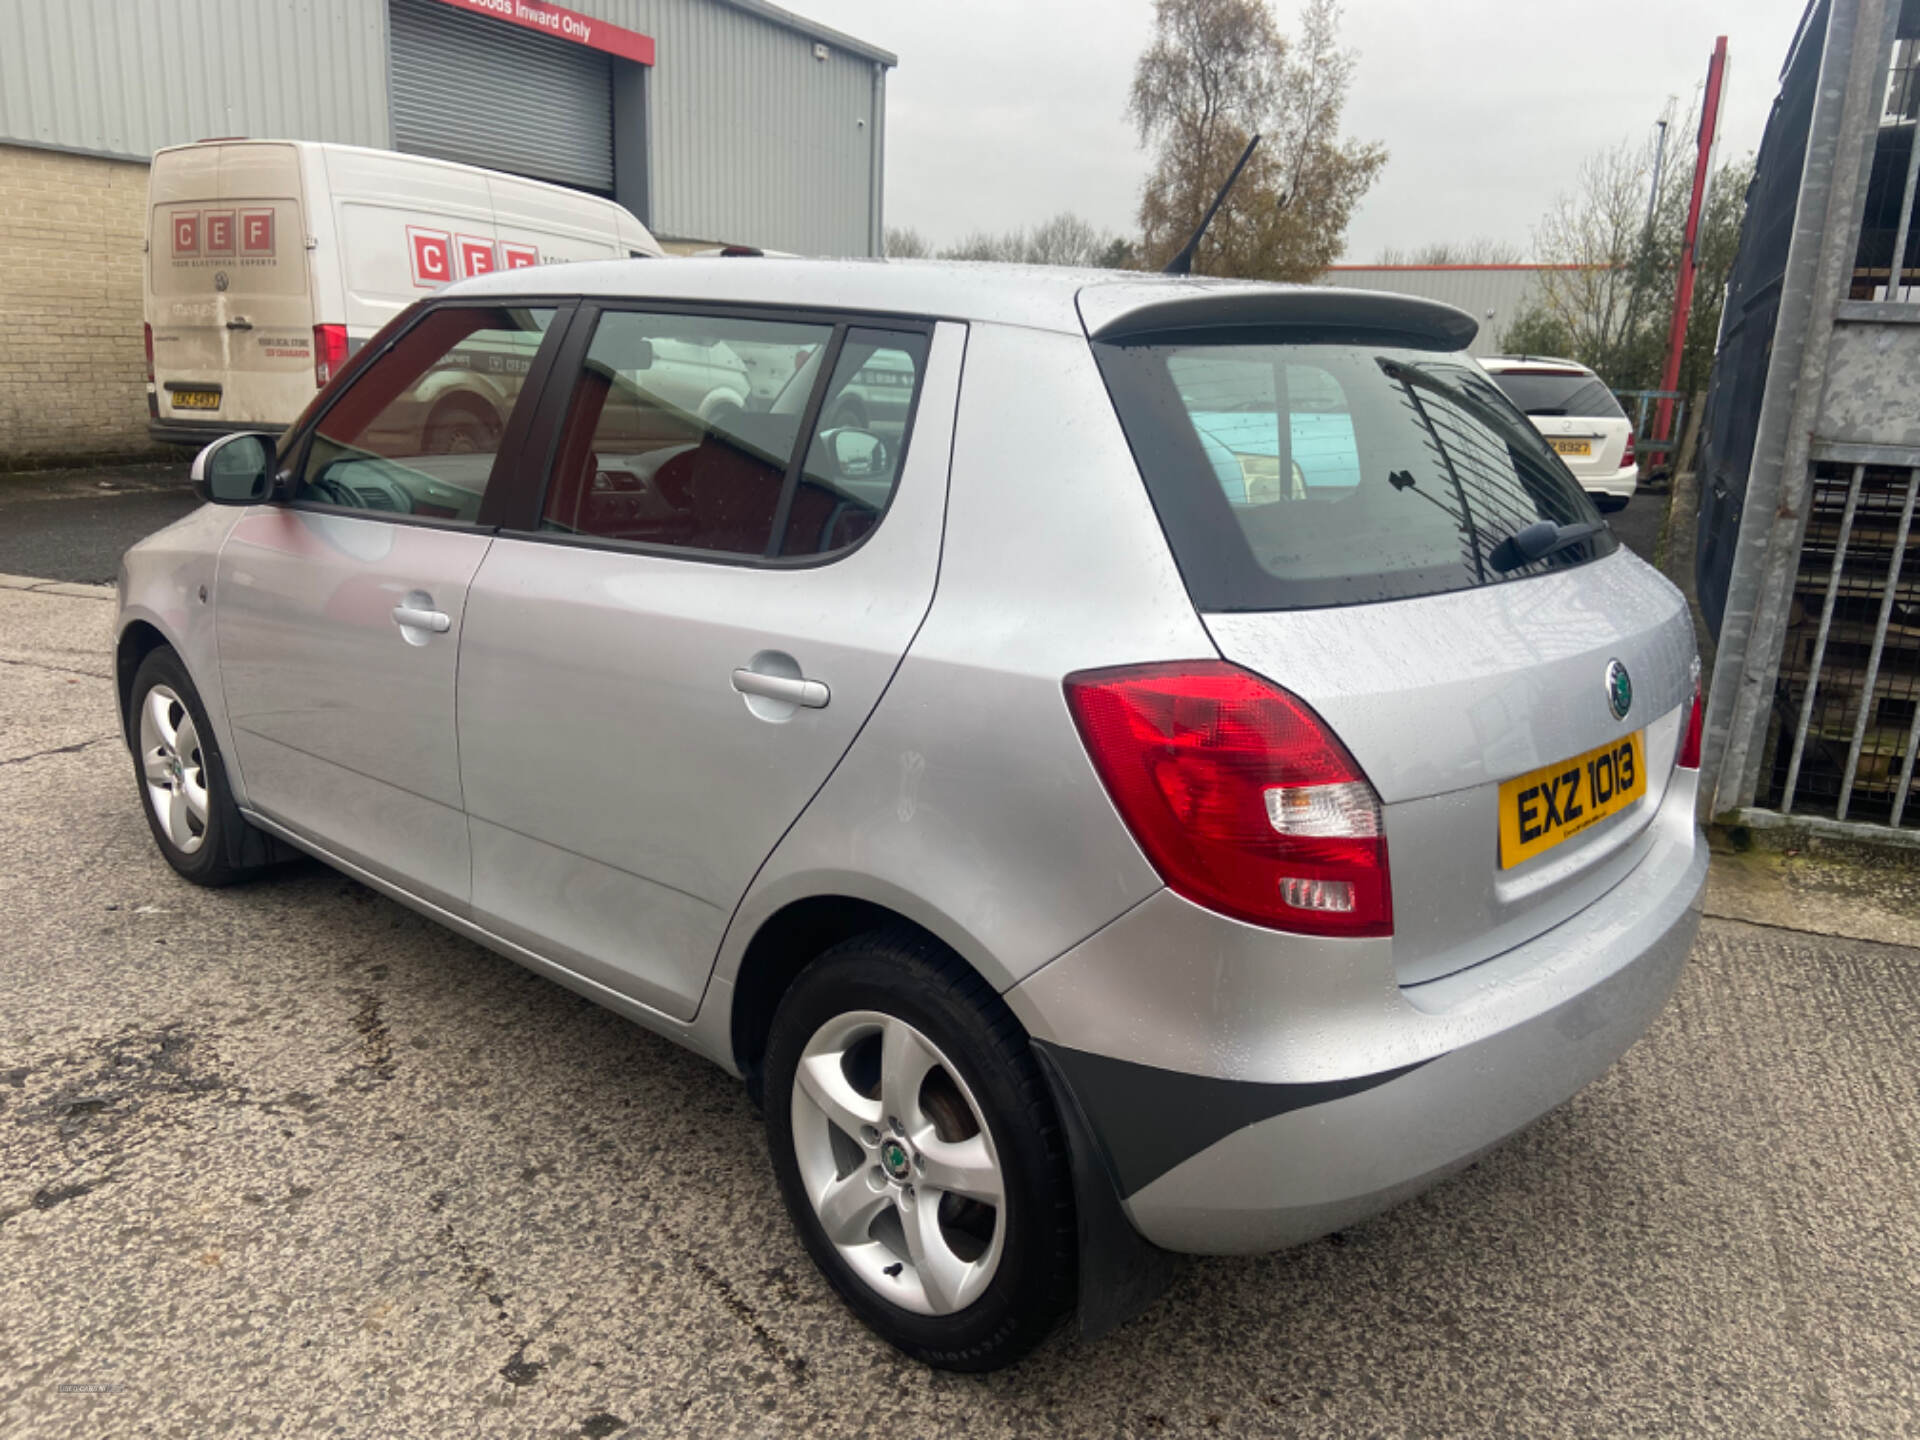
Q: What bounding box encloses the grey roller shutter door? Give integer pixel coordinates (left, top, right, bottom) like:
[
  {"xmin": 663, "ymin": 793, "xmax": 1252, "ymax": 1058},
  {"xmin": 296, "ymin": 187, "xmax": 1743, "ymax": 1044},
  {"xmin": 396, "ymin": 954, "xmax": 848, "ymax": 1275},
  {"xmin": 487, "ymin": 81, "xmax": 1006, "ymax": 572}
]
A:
[{"xmin": 389, "ymin": 0, "xmax": 613, "ymax": 193}]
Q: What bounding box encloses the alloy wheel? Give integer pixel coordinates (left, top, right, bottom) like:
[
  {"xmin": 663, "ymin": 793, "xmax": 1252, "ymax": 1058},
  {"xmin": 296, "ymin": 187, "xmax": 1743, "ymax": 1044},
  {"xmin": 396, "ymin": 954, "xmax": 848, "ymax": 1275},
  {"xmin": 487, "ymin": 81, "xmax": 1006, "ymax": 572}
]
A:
[
  {"xmin": 789, "ymin": 1010, "xmax": 1006, "ymax": 1316},
  {"xmin": 139, "ymin": 684, "xmax": 208, "ymax": 856}
]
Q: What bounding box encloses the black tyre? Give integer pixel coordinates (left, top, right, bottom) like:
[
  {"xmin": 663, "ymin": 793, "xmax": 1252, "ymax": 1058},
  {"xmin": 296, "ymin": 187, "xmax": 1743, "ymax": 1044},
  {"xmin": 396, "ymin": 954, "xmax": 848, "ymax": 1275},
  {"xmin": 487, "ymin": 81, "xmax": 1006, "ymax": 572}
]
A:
[
  {"xmin": 128, "ymin": 647, "xmax": 273, "ymax": 887},
  {"xmin": 764, "ymin": 930, "xmax": 1076, "ymax": 1371}
]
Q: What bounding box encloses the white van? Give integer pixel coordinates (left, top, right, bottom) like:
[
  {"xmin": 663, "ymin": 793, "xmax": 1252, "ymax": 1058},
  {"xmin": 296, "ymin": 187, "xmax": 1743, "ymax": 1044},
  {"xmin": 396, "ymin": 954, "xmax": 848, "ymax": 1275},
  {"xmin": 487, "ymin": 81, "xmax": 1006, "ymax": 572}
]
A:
[{"xmin": 145, "ymin": 139, "xmax": 663, "ymax": 445}]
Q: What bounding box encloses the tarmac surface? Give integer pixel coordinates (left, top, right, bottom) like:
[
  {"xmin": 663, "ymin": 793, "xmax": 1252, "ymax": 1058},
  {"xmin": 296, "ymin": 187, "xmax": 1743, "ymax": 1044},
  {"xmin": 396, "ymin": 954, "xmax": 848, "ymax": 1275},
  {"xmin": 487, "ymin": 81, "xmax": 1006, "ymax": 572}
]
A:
[{"xmin": 2, "ymin": 557, "xmax": 1918, "ymax": 1436}]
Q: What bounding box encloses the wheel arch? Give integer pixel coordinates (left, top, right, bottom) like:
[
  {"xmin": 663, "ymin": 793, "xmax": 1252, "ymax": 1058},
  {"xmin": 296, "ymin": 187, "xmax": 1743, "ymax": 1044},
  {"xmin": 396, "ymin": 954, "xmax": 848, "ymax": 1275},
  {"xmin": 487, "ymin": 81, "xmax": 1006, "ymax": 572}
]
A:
[
  {"xmin": 115, "ymin": 617, "xmax": 175, "ymax": 745},
  {"xmin": 726, "ymin": 892, "xmax": 996, "ymax": 1097}
]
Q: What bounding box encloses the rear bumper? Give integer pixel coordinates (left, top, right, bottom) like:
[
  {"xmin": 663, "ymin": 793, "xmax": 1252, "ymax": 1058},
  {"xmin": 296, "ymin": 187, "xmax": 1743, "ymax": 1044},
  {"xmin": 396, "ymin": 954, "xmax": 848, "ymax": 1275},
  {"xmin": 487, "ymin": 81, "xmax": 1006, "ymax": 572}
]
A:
[
  {"xmin": 1011, "ymin": 768, "xmax": 1706, "ymax": 1255},
  {"xmin": 1583, "ymin": 463, "xmax": 1639, "ymax": 501}
]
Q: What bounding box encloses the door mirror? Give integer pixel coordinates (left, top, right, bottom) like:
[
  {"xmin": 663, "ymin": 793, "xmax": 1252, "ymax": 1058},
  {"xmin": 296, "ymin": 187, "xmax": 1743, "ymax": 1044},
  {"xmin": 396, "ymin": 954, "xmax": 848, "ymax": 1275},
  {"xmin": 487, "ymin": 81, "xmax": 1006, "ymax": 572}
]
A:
[
  {"xmin": 827, "ymin": 427, "xmax": 888, "ymax": 480},
  {"xmin": 192, "ymin": 432, "xmax": 277, "ymax": 504}
]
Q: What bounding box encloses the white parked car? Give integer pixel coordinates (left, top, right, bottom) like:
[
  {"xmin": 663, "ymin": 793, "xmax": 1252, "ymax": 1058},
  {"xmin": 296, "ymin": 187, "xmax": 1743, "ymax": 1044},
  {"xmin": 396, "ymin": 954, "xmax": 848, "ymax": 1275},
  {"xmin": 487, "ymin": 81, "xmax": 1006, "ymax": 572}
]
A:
[{"xmin": 1479, "ymin": 355, "xmax": 1637, "ymax": 511}]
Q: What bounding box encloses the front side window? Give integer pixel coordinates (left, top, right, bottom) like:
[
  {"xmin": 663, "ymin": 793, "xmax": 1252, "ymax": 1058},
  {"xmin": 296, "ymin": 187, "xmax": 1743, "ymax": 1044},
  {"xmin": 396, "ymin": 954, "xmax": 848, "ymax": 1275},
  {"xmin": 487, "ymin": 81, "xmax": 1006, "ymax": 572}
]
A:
[
  {"xmin": 1096, "ymin": 338, "xmax": 1616, "ymax": 611},
  {"xmin": 539, "ymin": 312, "xmax": 929, "ymax": 560},
  {"xmin": 295, "ymin": 305, "xmax": 555, "ymax": 522}
]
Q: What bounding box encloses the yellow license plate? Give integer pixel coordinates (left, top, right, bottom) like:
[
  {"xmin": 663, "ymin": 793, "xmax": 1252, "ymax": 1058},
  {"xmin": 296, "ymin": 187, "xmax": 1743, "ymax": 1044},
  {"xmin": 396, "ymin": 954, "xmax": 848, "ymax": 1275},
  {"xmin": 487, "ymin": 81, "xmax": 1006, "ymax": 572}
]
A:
[
  {"xmin": 170, "ymin": 389, "xmax": 221, "ymax": 410},
  {"xmin": 1549, "ymin": 439, "xmax": 1592, "ymax": 457},
  {"xmin": 1499, "ymin": 731, "xmax": 1646, "ymax": 868}
]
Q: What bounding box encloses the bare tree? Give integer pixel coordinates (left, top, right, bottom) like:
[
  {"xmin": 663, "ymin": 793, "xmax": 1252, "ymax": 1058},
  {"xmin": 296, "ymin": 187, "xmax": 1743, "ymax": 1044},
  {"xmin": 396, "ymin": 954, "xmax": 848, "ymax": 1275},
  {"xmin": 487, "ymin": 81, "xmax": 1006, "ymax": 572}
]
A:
[
  {"xmin": 1527, "ymin": 139, "xmax": 1649, "ymax": 382},
  {"xmin": 1376, "ymin": 237, "xmax": 1525, "ymax": 265},
  {"xmin": 884, "ymin": 226, "xmax": 932, "ymax": 259},
  {"xmin": 1128, "ymin": 0, "xmax": 1385, "ymax": 279},
  {"xmin": 926, "ymin": 213, "xmax": 1129, "ymax": 268}
]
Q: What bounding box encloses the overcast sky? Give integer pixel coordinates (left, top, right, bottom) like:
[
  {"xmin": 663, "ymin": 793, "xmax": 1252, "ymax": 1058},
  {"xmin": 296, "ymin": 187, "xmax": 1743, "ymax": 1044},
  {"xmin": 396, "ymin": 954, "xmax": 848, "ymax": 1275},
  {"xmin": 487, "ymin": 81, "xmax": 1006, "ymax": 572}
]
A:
[{"xmin": 796, "ymin": 0, "xmax": 1815, "ymax": 260}]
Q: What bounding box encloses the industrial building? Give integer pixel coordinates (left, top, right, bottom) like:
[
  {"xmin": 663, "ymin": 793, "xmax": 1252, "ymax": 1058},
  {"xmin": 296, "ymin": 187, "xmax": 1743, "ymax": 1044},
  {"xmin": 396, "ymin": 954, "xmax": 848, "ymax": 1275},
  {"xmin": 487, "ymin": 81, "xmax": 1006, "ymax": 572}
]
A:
[
  {"xmin": 0, "ymin": 0, "xmax": 894, "ymax": 460},
  {"xmin": 1316, "ymin": 265, "xmax": 1584, "ymax": 358}
]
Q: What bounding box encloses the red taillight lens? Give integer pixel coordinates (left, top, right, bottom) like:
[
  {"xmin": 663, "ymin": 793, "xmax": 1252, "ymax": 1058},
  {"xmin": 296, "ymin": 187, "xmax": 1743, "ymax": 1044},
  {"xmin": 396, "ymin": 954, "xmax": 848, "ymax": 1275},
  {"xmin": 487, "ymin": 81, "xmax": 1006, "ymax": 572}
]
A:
[
  {"xmin": 1677, "ymin": 678, "xmax": 1704, "ymax": 770},
  {"xmin": 1622, "ymin": 430, "xmax": 1637, "ymax": 467},
  {"xmin": 1064, "ymin": 662, "xmax": 1392, "ymax": 938},
  {"xmin": 314, "ymin": 323, "xmax": 349, "ymax": 389},
  {"xmin": 143, "ymin": 323, "xmax": 155, "ymax": 383}
]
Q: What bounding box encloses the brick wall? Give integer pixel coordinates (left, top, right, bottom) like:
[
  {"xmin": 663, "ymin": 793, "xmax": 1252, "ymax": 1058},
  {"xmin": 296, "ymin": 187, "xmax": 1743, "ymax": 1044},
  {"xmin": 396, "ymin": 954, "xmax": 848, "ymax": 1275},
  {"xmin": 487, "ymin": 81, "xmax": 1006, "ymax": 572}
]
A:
[{"xmin": 0, "ymin": 144, "xmax": 155, "ymax": 461}]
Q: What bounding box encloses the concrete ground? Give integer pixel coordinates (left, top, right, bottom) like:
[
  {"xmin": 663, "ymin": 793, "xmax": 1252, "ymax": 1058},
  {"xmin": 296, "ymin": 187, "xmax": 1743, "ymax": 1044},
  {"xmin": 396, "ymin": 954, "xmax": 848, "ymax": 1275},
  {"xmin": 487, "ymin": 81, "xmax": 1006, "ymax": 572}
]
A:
[{"xmin": 4, "ymin": 499, "xmax": 1918, "ymax": 1439}]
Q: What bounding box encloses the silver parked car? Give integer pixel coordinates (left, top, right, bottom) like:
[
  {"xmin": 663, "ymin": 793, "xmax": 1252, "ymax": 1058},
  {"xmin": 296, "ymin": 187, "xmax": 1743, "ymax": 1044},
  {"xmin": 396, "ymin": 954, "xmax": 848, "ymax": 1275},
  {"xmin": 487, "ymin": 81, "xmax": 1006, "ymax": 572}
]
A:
[{"xmin": 116, "ymin": 260, "xmax": 1707, "ymax": 1371}]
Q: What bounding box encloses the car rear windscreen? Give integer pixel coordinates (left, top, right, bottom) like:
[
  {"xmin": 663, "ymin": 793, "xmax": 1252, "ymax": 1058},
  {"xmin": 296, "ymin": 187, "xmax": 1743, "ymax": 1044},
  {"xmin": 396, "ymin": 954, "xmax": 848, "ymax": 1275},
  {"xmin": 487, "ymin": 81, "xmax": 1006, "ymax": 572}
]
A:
[
  {"xmin": 1485, "ymin": 370, "xmax": 1625, "ymax": 418},
  {"xmin": 1093, "ymin": 338, "xmax": 1616, "ymax": 611}
]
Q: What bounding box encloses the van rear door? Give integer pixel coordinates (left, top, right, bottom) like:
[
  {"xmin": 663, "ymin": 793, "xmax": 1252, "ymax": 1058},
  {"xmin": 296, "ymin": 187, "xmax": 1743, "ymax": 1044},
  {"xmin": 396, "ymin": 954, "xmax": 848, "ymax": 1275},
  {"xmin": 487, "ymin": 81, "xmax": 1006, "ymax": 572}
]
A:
[{"xmin": 148, "ymin": 143, "xmax": 315, "ymax": 430}]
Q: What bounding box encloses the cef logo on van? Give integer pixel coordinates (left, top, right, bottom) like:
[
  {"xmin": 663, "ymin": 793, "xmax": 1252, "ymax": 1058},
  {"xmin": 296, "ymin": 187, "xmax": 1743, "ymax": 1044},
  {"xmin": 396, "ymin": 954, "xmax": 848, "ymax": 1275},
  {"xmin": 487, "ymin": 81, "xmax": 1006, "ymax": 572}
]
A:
[
  {"xmin": 171, "ymin": 209, "xmax": 275, "ymax": 260},
  {"xmin": 409, "ymin": 227, "xmax": 543, "ymax": 288}
]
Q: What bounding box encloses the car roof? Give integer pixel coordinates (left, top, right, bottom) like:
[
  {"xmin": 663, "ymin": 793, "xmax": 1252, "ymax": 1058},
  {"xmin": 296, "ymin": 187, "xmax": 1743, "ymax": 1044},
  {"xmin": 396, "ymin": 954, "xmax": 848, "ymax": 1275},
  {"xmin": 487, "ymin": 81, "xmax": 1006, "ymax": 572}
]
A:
[{"xmin": 450, "ymin": 257, "xmax": 1480, "ymax": 349}]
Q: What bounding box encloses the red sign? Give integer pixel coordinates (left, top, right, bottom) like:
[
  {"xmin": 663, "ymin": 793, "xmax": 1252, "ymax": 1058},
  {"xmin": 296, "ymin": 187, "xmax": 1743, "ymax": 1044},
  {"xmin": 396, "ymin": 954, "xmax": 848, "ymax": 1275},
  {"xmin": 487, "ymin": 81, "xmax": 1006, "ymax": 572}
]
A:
[
  {"xmin": 205, "ymin": 211, "xmax": 235, "ymax": 255},
  {"xmin": 458, "ymin": 235, "xmax": 497, "ymax": 278},
  {"xmin": 172, "ymin": 212, "xmax": 199, "ymax": 256},
  {"xmin": 241, "ymin": 209, "xmax": 275, "ymax": 254},
  {"xmin": 501, "ymin": 242, "xmax": 540, "ymax": 270},
  {"xmin": 426, "ymin": 0, "xmax": 654, "ymax": 65},
  {"xmin": 409, "ymin": 227, "xmax": 454, "ymax": 287}
]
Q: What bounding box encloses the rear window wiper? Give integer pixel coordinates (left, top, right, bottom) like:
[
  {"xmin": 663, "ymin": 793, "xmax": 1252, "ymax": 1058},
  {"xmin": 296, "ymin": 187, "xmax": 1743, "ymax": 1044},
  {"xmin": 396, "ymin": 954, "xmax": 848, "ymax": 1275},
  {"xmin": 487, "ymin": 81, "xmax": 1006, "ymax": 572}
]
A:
[{"xmin": 1487, "ymin": 518, "xmax": 1607, "ymax": 572}]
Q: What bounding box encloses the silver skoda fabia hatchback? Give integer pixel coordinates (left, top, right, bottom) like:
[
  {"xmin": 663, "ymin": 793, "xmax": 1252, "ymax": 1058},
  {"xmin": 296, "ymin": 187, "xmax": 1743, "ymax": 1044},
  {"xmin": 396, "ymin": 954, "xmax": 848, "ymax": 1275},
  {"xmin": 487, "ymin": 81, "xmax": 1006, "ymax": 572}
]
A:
[{"xmin": 117, "ymin": 259, "xmax": 1706, "ymax": 1371}]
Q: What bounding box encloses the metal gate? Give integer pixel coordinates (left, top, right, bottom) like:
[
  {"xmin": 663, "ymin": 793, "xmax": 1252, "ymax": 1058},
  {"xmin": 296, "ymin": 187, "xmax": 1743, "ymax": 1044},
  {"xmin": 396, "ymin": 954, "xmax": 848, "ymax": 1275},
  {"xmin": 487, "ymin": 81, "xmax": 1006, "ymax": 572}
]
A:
[
  {"xmin": 1698, "ymin": 0, "xmax": 1920, "ymax": 844},
  {"xmin": 388, "ymin": 0, "xmax": 614, "ymax": 194}
]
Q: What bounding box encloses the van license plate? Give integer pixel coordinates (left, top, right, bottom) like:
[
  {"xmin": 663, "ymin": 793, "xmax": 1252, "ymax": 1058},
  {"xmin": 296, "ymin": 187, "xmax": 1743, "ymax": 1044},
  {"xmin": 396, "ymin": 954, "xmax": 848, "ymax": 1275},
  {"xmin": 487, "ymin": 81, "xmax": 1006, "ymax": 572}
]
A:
[
  {"xmin": 1549, "ymin": 439, "xmax": 1591, "ymax": 457},
  {"xmin": 170, "ymin": 389, "xmax": 221, "ymax": 410},
  {"xmin": 1498, "ymin": 731, "xmax": 1646, "ymax": 868}
]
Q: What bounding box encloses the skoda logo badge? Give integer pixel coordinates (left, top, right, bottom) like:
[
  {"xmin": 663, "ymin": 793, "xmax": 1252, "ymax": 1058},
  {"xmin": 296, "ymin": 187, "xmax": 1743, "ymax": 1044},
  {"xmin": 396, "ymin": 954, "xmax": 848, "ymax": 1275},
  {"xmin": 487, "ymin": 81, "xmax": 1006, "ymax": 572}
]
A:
[
  {"xmin": 881, "ymin": 1140, "xmax": 911, "ymax": 1181},
  {"xmin": 1606, "ymin": 659, "xmax": 1633, "ymax": 721},
  {"xmin": 214, "ymin": 271, "xmax": 230, "ymax": 292}
]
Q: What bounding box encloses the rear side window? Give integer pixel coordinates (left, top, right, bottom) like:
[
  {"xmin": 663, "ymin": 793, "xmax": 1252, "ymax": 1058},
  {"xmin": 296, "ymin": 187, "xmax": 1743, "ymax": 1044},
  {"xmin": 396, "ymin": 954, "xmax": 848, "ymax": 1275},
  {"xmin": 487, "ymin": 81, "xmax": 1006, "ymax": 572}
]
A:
[
  {"xmin": 1095, "ymin": 339, "xmax": 1616, "ymax": 611},
  {"xmin": 1486, "ymin": 370, "xmax": 1626, "ymax": 418},
  {"xmin": 539, "ymin": 312, "xmax": 930, "ymax": 561}
]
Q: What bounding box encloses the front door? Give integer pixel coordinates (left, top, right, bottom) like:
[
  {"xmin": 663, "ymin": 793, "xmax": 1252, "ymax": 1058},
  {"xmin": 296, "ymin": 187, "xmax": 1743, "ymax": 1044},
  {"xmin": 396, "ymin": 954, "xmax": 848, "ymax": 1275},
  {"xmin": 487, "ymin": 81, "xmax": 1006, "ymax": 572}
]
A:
[
  {"xmin": 457, "ymin": 310, "xmax": 961, "ymax": 1018},
  {"xmin": 215, "ymin": 301, "xmax": 561, "ymax": 910}
]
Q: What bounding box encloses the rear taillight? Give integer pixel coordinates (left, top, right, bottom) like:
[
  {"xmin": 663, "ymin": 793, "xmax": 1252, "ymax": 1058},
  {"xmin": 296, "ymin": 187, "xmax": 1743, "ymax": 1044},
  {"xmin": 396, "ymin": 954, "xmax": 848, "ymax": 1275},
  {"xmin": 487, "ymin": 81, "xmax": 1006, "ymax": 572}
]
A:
[
  {"xmin": 1064, "ymin": 662, "xmax": 1392, "ymax": 938},
  {"xmin": 143, "ymin": 323, "xmax": 155, "ymax": 383},
  {"xmin": 314, "ymin": 323, "xmax": 349, "ymax": 388},
  {"xmin": 1677, "ymin": 671, "xmax": 1704, "ymax": 770},
  {"xmin": 1622, "ymin": 430, "xmax": 1637, "ymax": 467}
]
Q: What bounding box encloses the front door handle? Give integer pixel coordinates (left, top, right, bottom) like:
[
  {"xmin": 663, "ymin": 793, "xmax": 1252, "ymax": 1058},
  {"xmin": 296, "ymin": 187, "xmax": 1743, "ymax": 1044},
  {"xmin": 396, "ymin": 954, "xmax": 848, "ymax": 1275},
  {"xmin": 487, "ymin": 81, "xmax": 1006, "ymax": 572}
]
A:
[
  {"xmin": 392, "ymin": 604, "xmax": 450, "ymax": 634},
  {"xmin": 226, "ymin": 317, "xmax": 253, "ymax": 331},
  {"xmin": 731, "ymin": 668, "xmax": 829, "ymax": 709}
]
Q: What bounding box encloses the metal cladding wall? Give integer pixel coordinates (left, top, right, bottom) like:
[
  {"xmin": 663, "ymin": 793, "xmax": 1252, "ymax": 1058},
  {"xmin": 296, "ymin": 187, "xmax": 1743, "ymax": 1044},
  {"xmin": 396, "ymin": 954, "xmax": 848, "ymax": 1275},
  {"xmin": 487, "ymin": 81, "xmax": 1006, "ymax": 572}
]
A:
[
  {"xmin": 0, "ymin": 0, "xmax": 890, "ymax": 256},
  {"xmin": 1316, "ymin": 267, "xmax": 1557, "ymax": 357},
  {"xmin": 0, "ymin": 0, "xmax": 392, "ymax": 158},
  {"xmin": 618, "ymin": 0, "xmax": 885, "ymax": 255}
]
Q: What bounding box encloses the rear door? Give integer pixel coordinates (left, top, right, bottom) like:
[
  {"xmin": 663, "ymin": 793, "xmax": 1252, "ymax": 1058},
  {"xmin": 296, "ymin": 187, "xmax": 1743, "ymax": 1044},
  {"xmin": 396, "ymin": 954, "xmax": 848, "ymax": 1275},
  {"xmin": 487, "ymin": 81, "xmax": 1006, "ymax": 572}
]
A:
[
  {"xmin": 148, "ymin": 144, "xmax": 316, "ymax": 428},
  {"xmin": 455, "ymin": 309, "xmax": 962, "ymax": 1019},
  {"xmin": 1094, "ymin": 333, "xmax": 1696, "ymax": 986}
]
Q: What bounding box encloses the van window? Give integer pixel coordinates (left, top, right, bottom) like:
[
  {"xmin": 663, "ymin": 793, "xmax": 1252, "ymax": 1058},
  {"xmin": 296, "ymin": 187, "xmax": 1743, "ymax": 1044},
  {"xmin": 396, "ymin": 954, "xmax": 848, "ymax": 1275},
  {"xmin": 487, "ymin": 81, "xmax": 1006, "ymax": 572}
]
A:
[
  {"xmin": 294, "ymin": 305, "xmax": 555, "ymax": 523},
  {"xmin": 1095, "ymin": 339, "xmax": 1615, "ymax": 610}
]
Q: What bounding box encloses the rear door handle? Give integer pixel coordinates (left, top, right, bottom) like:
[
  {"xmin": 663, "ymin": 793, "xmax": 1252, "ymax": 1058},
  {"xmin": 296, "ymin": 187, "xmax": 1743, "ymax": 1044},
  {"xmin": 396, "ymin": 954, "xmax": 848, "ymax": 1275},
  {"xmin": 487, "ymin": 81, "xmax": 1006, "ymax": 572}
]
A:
[
  {"xmin": 392, "ymin": 604, "xmax": 450, "ymax": 634},
  {"xmin": 226, "ymin": 317, "xmax": 253, "ymax": 331},
  {"xmin": 731, "ymin": 669, "xmax": 829, "ymax": 708}
]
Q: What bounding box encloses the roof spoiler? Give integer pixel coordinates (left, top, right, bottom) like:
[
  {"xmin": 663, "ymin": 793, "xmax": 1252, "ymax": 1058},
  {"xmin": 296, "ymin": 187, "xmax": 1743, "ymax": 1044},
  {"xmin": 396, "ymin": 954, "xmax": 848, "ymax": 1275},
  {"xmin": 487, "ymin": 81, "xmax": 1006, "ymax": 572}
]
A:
[{"xmin": 1080, "ymin": 285, "xmax": 1480, "ymax": 351}]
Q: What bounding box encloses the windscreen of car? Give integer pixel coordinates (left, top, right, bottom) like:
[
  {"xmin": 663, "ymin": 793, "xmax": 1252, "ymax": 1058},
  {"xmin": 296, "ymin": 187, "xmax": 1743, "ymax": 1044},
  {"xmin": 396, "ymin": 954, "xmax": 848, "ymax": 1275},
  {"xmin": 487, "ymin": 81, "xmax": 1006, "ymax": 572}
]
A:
[
  {"xmin": 1093, "ymin": 337, "xmax": 1617, "ymax": 611},
  {"xmin": 1486, "ymin": 370, "xmax": 1626, "ymax": 418}
]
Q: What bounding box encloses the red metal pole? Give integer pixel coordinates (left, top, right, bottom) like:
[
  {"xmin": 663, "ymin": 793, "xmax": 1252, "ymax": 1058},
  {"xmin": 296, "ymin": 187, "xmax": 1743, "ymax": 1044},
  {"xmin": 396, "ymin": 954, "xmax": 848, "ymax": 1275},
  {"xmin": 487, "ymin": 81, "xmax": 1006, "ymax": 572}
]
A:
[{"xmin": 1656, "ymin": 35, "xmax": 1729, "ymax": 444}]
